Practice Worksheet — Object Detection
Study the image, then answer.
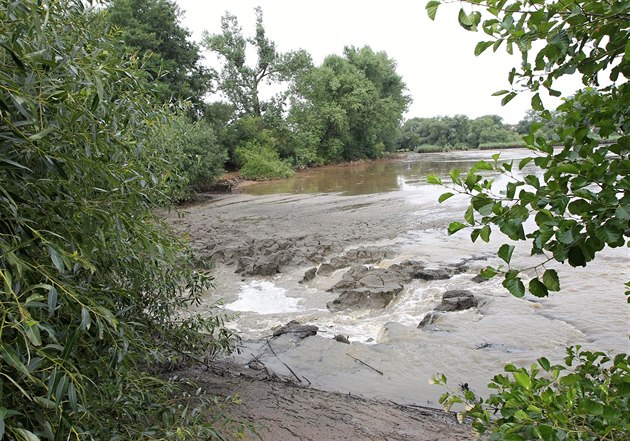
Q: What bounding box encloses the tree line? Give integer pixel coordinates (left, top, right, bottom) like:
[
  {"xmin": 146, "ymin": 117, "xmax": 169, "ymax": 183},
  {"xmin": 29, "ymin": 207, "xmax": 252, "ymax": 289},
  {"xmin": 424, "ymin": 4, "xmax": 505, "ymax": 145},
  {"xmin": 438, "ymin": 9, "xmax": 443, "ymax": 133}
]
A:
[
  {"xmin": 106, "ymin": 0, "xmax": 558, "ymax": 184},
  {"xmin": 106, "ymin": 1, "xmax": 411, "ymax": 182}
]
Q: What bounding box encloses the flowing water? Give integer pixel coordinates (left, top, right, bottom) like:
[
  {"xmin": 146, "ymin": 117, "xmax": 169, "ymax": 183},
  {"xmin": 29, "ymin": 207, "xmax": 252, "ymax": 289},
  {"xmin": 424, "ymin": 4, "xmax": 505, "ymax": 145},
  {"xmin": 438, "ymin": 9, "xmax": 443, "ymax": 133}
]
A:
[{"xmin": 193, "ymin": 150, "xmax": 629, "ymax": 407}]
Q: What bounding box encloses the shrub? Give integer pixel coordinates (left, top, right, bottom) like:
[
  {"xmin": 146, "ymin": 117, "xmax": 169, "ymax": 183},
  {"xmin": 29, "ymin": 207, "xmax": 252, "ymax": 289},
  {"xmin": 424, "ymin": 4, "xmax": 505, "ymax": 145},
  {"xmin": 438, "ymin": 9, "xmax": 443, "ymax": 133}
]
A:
[
  {"xmin": 152, "ymin": 114, "xmax": 228, "ymax": 200},
  {"xmin": 237, "ymin": 143, "xmax": 295, "ymax": 180},
  {"xmin": 0, "ymin": 1, "xmax": 239, "ymax": 439},
  {"xmin": 433, "ymin": 346, "xmax": 630, "ymax": 440}
]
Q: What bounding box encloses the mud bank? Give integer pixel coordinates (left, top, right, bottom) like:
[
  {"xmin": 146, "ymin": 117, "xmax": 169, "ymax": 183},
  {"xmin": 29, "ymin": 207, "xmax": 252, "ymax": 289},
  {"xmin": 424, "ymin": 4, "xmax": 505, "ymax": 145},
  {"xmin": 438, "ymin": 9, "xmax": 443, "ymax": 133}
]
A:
[{"xmin": 178, "ymin": 360, "xmax": 472, "ymax": 441}]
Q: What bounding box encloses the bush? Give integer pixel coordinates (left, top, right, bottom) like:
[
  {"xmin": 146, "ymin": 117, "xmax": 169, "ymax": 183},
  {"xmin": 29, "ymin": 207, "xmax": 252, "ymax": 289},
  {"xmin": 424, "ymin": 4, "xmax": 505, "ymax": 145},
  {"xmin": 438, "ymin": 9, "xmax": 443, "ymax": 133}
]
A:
[
  {"xmin": 237, "ymin": 143, "xmax": 295, "ymax": 180},
  {"xmin": 152, "ymin": 114, "xmax": 228, "ymax": 200},
  {"xmin": 433, "ymin": 346, "xmax": 630, "ymax": 440},
  {"xmin": 415, "ymin": 144, "xmax": 456, "ymax": 153},
  {"xmin": 0, "ymin": 1, "xmax": 239, "ymax": 439}
]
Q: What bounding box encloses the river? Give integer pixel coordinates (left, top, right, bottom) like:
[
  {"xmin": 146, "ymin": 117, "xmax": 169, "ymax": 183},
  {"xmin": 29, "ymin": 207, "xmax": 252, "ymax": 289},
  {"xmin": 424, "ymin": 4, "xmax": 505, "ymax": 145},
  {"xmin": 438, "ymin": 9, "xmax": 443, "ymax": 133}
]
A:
[{"xmin": 169, "ymin": 149, "xmax": 629, "ymax": 408}]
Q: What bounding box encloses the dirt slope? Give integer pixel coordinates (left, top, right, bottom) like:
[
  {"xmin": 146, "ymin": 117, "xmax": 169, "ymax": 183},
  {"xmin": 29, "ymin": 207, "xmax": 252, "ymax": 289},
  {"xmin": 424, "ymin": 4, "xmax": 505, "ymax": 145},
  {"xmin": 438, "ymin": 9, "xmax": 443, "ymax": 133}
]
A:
[{"xmin": 181, "ymin": 362, "xmax": 474, "ymax": 441}]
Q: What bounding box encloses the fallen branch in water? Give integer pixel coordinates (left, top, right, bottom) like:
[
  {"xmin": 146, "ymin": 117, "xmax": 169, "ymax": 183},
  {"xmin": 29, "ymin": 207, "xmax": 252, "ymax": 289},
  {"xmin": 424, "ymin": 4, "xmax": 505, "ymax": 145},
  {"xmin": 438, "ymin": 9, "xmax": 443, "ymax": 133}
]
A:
[
  {"xmin": 249, "ymin": 352, "xmax": 273, "ymax": 379},
  {"xmin": 266, "ymin": 338, "xmax": 302, "ymax": 383},
  {"xmin": 346, "ymin": 353, "xmax": 383, "ymax": 375}
]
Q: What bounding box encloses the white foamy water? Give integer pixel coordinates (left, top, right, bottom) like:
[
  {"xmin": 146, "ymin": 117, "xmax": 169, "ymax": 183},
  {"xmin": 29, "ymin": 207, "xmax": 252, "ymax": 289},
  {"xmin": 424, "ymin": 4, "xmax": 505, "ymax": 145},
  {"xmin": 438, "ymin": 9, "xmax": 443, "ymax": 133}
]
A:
[{"xmin": 225, "ymin": 280, "xmax": 301, "ymax": 314}]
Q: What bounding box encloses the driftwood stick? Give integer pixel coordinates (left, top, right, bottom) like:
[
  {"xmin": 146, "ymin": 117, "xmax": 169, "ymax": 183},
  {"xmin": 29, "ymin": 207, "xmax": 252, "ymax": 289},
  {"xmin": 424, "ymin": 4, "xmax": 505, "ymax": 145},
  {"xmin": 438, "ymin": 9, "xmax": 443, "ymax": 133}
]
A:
[
  {"xmin": 346, "ymin": 353, "xmax": 384, "ymax": 375},
  {"xmin": 249, "ymin": 352, "xmax": 273, "ymax": 379},
  {"xmin": 266, "ymin": 339, "xmax": 302, "ymax": 383}
]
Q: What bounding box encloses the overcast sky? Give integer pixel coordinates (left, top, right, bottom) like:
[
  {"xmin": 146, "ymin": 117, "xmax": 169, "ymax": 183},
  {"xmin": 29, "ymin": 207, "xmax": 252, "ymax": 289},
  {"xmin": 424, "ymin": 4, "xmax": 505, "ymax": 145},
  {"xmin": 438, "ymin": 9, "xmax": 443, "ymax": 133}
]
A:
[{"xmin": 175, "ymin": 0, "xmax": 577, "ymax": 124}]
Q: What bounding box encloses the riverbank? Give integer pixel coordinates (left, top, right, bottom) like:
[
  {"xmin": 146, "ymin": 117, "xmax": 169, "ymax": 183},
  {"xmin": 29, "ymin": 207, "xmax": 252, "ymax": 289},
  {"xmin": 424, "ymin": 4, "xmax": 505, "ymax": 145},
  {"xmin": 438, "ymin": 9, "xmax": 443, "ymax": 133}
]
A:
[{"xmin": 177, "ymin": 359, "xmax": 473, "ymax": 440}]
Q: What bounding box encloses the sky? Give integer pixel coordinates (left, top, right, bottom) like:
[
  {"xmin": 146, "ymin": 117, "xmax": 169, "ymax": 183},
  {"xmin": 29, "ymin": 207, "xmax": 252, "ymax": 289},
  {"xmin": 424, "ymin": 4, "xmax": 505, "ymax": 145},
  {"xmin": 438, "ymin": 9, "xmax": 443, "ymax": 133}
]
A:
[{"xmin": 175, "ymin": 0, "xmax": 578, "ymax": 125}]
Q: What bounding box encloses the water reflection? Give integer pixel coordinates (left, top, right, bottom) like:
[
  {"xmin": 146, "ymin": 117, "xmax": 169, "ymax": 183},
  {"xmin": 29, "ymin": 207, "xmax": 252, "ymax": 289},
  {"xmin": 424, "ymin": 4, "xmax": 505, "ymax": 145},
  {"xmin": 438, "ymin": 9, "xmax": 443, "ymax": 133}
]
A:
[{"xmin": 242, "ymin": 150, "xmax": 530, "ymax": 196}]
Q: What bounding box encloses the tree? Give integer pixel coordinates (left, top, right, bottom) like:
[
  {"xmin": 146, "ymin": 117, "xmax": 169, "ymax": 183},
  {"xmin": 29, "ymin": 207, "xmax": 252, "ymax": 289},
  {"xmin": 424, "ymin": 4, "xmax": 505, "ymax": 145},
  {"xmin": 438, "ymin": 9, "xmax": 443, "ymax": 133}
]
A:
[
  {"xmin": 290, "ymin": 46, "xmax": 410, "ymax": 162},
  {"xmin": 203, "ymin": 7, "xmax": 312, "ymax": 118},
  {"xmin": 0, "ymin": 1, "xmax": 239, "ymax": 438},
  {"xmin": 105, "ymin": 0, "xmax": 211, "ymax": 114},
  {"xmin": 466, "ymin": 114, "xmax": 520, "ymax": 147},
  {"xmin": 427, "ymin": 0, "xmax": 629, "ymax": 437},
  {"xmin": 398, "ymin": 114, "xmax": 518, "ymax": 149}
]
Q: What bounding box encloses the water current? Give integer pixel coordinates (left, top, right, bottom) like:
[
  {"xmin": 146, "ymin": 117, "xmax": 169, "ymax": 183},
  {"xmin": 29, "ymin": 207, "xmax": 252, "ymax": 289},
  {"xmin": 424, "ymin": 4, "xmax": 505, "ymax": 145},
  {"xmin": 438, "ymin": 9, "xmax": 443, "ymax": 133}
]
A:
[{"xmin": 196, "ymin": 150, "xmax": 629, "ymax": 407}]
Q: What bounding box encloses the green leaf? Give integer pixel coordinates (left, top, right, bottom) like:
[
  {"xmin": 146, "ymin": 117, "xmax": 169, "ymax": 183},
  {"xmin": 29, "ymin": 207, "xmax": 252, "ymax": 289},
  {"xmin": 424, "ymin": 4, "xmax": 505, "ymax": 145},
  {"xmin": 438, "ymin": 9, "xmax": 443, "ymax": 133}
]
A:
[
  {"xmin": 80, "ymin": 307, "xmax": 92, "ymax": 331},
  {"xmin": 12, "ymin": 429, "xmax": 40, "ymax": 441},
  {"xmin": 28, "ymin": 126, "xmax": 55, "ymax": 141},
  {"xmin": 0, "ymin": 407, "xmax": 5, "ymax": 439},
  {"xmin": 501, "ymin": 92, "xmax": 517, "ymax": 105},
  {"xmin": 448, "ymin": 222, "xmax": 467, "ymax": 235},
  {"xmin": 0, "ymin": 43, "xmax": 26, "ymax": 71},
  {"xmin": 22, "ymin": 321, "xmax": 42, "ymax": 346},
  {"xmin": 427, "ymin": 174, "xmax": 442, "ymax": 185},
  {"xmin": 47, "ymin": 286, "xmax": 57, "ymax": 316},
  {"xmin": 534, "ymin": 425, "xmax": 555, "ymax": 440},
  {"xmin": 513, "ymin": 371, "xmax": 532, "ymax": 390},
  {"xmin": 542, "ymin": 269, "xmax": 560, "ymax": 291},
  {"xmin": 68, "ymin": 382, "xmax": 78, "ymax": 412},
  {"xmin": 0, "ymin": 344, "xmax": 31, "ymax": 378},
  {"xmin": 625, "ymin": 40, "xmax": 630, "ymax": 60},
  {"xmin": 537, "ymin": 357, "xmax": 550, "ymax": 371},
  {"xmin": 464, "ymin": 205, "xmax": 475, "ymax": 225},
  {"xmin": 513, "ymin": 409, "xmax": 529, "ymax": 421},
  {"xmin": 480, "ymin": 225, "xmax": 491, "ymax": 242},
  {"xmin": 471, "ymin": 228, "xmax": 481, "ymax": 242},
  {"xmin": 0, "ymin": 156, "xmax": 32, "ymax": 171},
  {"xmin": 529, "ymin": 278, "xmax": 549, "ymax": 298},
  {"xmin": 557, "ymin": 163, "xmax": 580, "ymax": 174},
  {"xmin": 503, "ymin": 274, "xmax": 525, "ymax": 297},
  {"xmin": 558, "ymin": 228, "xmax": 575, "ymax": 244},
  {"xmin": 615, "ymin": 205, "xmax": 630, "ymax": 221},
  {"xmin": 492, "ymin": 89, "xmax": 510, "ymax": 96},
  {"xmin": 584, "ymin": 400, "xmax": 603, "ymax": 415},
  {"xmin": 48, "ymin": 246, "xmax": 65, "ymax": 272},
  {"xmin": 473, "ymin": 160, "xmax": 494, "ymax": 171},
  {"xmin": 438, "ymin": 192, "xmax": 454, "ymax": 203},
  {"xmin": 531, "ymin": 93, "xmax": 544, "ymax": 111},
  {"xmin": 474, "ymin": 41, "xmax": 494, "ymax": 56},
  {"xmin": 595, "ymin": 224, "xmax": 621, "ymax": 244},
  {"xmin": 458, "ymin": 8, "xmax": 481, "ymax": 30},
  {"xmin": 449, "ymin": 168, "xmax": 461, "ymax": 182},
  {"xmin": 480, "ymin": 266, "xmax": 497, "ymax": 279},
  {"xmin": 498, "ymin": 244, "xmax": 515, "ymax": 264},
  {"xmin": 426, "ymin": 0, "xmax": 440, "ymax": 20}
]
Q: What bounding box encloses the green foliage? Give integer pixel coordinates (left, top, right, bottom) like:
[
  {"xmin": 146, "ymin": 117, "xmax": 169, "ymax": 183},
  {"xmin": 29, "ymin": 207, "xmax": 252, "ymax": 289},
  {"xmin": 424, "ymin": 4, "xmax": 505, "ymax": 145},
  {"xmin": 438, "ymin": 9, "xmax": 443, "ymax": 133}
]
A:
[
  {"xmin": 429, "ymin": 0, "xmax": 630, "ymax": 300},
  {"xmin": 237, "ymin": 143, "xmax": 295, "ymax": 180},
  {"xmin": 105, "ymin": 0, "xmax": 211, "ymax": 114},
  {"xmin": 428, "ymin": 0, "xmax": 630, "ymax": 437},
  {"xmin": 399, "ymin": 114, "xmax": 521, "ymax": 150},
  {"xmin": 151, "ymin": 114, "xmax": 227, "ymax": 200},
  {"xmin": 0, "ymin": 1, "xmax": 238, "ymax": 439},
  {"xmin": 203, "ymin": 7, "xmax": 312, "ymax": 118},
  {"xmin": 433, "ymin": 347, "xmax": 630, "ymax": 440},
  {"xmin": 205, "ymin": 8, "xmax": 408, "ymax": 171},
  {"xmin": 291, "ymin": 46, "xmax": 410, "ymax": 162}
]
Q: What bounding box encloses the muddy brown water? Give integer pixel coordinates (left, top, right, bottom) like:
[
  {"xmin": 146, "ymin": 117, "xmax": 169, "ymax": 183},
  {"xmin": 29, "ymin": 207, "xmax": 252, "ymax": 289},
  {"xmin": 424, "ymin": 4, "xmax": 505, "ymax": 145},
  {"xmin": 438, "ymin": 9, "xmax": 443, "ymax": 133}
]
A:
[
  {"xmin": 241, "ymin": 152, "xmax": 491, "ymax": 196},
  {"xmin": 172, "ymin": 150, "xmax": 629, "ymax": 410}
]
